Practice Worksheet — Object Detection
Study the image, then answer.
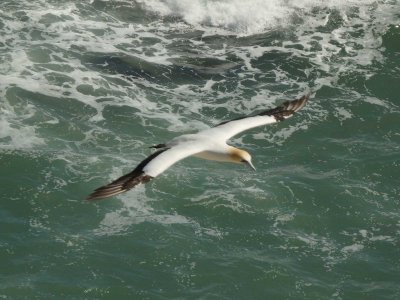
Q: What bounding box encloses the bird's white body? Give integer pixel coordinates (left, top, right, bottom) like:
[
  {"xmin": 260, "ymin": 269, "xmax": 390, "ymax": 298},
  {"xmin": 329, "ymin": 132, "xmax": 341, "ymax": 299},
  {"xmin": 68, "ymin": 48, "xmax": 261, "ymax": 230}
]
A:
[
  {"xmin": 168, "ymin": 133, "xmax": 233, "ymax": 162},
  {"xmin": 87, "ymin": 94, "xmax": 310, "ymax": 200},
  {"xmin": 143, "ymin": 127, "xmax": 258, "ymax": 177}
]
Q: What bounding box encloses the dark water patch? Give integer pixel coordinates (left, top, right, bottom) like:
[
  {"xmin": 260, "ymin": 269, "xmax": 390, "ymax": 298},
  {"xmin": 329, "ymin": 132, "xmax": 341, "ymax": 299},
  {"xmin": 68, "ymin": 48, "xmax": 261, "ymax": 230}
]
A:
[
  {"xmin": 366, "ymin": 74, "xmax": 400, "ymax": 102},
  {"xmin": 4, "ymin": 87, "xmax": 96, "ymax": 145},
  {"xmin": 89, "ymin": 0, "xmax": 155, "ymax": 24},
  {"xmin": 84, "ymin": 53, "xmax": 210, "ymax": 86},
  {"xmin": 382, "ymin": 24, "xmax": 400, "ymax": 52},
  {"xmin": 6, "ymin": 86, "xmax": 95, "ymax": 120}
]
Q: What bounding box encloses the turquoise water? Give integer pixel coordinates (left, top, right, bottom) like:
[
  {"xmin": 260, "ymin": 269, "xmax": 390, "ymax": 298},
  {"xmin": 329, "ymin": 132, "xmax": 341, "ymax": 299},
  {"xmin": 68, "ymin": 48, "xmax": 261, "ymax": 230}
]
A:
[{"xmin": 1, "ymin": 0, "xmax": 400, "ymax": 298}]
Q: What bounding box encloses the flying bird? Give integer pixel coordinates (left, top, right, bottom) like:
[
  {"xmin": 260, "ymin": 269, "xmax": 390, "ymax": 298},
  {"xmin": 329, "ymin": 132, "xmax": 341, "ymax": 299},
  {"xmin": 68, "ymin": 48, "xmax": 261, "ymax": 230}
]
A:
[{"xmin": 87, "ymin": 94, "xmax": 310, "ymax": 201}]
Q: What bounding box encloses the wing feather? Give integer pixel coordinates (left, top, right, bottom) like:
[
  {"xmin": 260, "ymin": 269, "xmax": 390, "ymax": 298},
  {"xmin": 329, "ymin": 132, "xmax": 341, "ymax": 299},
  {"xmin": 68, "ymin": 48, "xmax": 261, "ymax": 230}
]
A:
[
  {"xmin": 209, "ymin": 94, "xmax": 310, "ymax": 140},
  {"xmin": 86, "ymin": 143, "xmax": 204, "ymax": 201}
]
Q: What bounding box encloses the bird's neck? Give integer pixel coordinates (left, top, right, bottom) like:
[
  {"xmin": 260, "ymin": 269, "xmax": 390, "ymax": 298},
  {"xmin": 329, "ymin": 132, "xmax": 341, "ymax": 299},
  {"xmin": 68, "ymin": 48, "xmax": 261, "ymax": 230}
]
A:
[{"xmin": 193, "ymin": 146, "xmax": 244, "ymax": 164}]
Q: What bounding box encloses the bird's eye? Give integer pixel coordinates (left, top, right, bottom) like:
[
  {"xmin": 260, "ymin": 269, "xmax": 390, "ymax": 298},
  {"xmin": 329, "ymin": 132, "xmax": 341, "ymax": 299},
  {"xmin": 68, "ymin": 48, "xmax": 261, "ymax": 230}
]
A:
[{"xmin": 240, "ymin": 159, "xmax": 246, "ymax": 163}]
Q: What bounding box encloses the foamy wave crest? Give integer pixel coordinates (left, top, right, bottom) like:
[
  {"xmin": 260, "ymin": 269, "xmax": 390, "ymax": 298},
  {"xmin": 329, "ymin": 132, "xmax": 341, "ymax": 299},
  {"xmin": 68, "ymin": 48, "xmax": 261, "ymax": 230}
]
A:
[
  {"xmin": 137, "ymin": 0, "xmax": 378, "ymax": 36},
  {"xmin": 0, "ymin": 118, "xmax": 44, "ymax": 149}
]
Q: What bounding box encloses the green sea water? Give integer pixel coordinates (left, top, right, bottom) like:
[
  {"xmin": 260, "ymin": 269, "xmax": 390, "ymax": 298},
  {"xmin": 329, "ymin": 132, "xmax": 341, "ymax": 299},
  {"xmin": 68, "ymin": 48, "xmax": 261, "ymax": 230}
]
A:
[{"xmin": 1, "ymin": 0, "xmax": 400, "ymax": 299}]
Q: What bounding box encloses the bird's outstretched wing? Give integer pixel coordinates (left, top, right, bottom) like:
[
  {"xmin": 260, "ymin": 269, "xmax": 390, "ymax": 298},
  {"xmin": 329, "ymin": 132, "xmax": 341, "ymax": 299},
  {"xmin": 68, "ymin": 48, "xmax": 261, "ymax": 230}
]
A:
[
  {"xmin": 208, "ymin": 94, "xmax": 310, "ymax": 141},
  {"xmin": 86, "ymin": 143, "xmax": 203, "ymax": 201}
]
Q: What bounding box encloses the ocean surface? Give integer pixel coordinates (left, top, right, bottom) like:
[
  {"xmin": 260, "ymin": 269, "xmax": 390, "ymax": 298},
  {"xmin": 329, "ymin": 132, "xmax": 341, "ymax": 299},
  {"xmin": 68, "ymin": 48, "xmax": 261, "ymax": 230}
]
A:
[{"xmin": 1, "ymin": 0, "xmax": 399, "ymax": 299}]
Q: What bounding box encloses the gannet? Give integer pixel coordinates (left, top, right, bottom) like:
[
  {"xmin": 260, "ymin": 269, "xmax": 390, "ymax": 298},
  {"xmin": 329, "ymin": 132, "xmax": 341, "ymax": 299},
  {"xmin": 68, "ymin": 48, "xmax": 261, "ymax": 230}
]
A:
[{"xmin": 87, "ymin": 94, "xmax": 309, "ymax": 201}]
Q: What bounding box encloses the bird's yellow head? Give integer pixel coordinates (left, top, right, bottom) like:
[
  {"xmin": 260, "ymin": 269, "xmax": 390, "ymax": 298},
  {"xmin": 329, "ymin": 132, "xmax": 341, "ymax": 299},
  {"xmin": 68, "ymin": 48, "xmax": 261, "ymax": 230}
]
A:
[{"xmin": 229, "ymin": 148, "xmax": 256, "ymax": 171}]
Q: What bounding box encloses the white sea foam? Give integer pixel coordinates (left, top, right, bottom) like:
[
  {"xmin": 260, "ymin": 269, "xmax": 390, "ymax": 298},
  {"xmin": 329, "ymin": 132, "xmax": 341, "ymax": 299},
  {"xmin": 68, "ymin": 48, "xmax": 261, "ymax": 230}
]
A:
[
  {"xmin": 137, "ymin": 0, "xmax": 379, "ymax": 36},
  {"xmin": 93, "ymin": 188, "xmax": 194, "ymax": 236},
  {"xmin": 94, "ymin": 192, "xmax": 226, "ymax": 237},
  {"xmin": 342, "ymin": 243, "xmax": 364, "ymax": 253},
  {"xmin": 0, "ymin": 108, "xmax": 44, "ymax": 149}
]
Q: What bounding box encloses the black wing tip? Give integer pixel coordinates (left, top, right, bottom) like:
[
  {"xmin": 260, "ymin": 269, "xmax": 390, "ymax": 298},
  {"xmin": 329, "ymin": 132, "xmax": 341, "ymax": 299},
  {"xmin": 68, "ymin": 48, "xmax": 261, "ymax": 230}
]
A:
[
  {"xmin": 86, "ymin": 188, "xmax": 126, "ymax": 201},
  {"xmin": 285, "ymin": 93, "xmax": 310, "ymax": 111},
  {"xmin": 262, "ymin": 93, "xmax": 310, "ymax": 121},
  {"xmin": 215, "ymin": 92, "xmax": 311, "ymax": 127},
  {"xmin": 86, "ymin": 174, "xmax": 153, "ymax": 201},
  {"xmin": 86, "ymin": 148, "xmax": 168, "ymax": 202}
]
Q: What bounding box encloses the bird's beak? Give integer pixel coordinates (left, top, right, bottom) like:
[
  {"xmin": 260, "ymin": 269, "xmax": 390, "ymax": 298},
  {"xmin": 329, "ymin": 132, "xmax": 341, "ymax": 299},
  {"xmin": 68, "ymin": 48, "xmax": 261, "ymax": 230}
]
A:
[{"xmin": 246, "ymin": 160, "xmax": 256, "ymax": 171}]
